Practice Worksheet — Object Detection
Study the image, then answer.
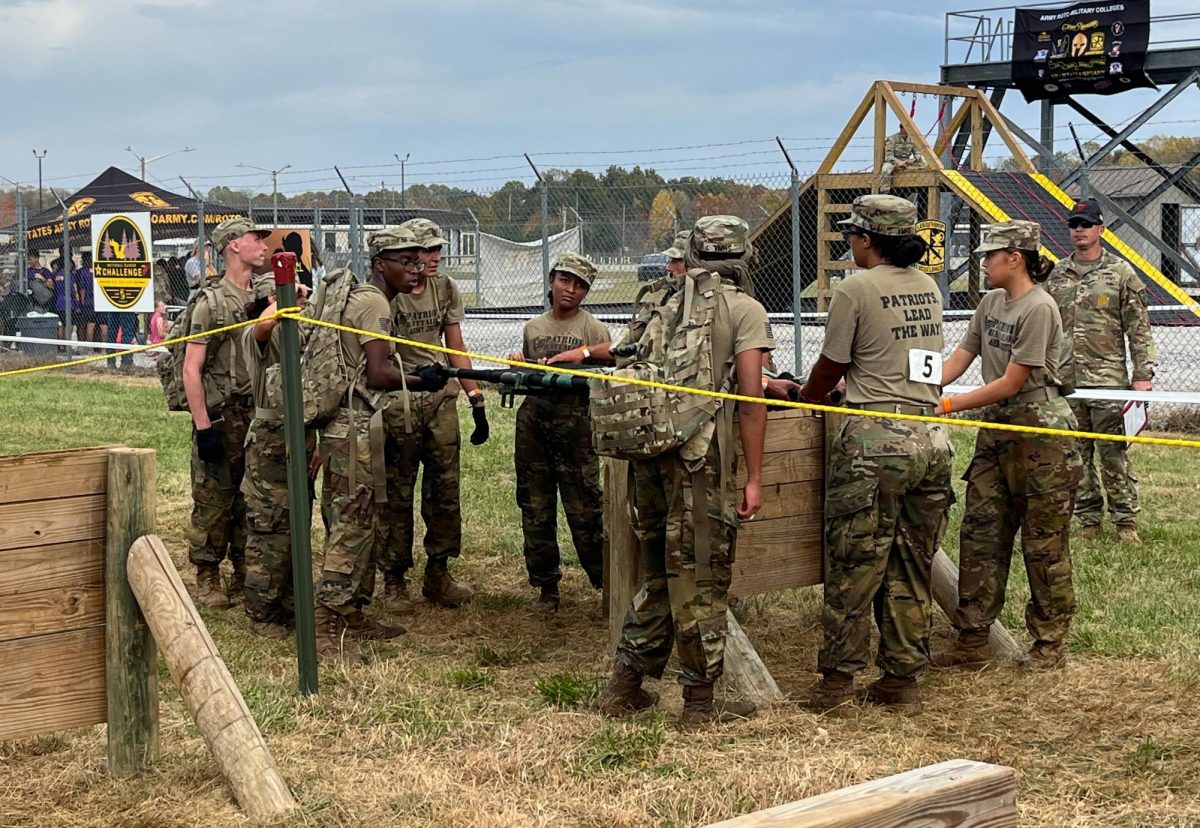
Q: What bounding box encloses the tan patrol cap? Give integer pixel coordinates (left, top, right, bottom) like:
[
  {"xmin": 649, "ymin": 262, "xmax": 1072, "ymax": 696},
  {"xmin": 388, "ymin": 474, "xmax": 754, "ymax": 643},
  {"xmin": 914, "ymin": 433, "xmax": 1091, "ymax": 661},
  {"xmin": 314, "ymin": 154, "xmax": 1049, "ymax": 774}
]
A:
[
  {"xmin": 551, "ymin": 251, "xmax": 598, "ymax": 287},
  {"xmin": 368, "ymin": 226, "xmax": 422, "ymax": 258},
  {"xmin": 211, "ymin": 217, "xmax": 270, "ymax": 252},
  {"xmin": 662, "ymin": 231, "xmax": 690, "ymax": 259},
  {"xmin": 400, "ymin": 218, "xmax": 448, "ymax": 249}
]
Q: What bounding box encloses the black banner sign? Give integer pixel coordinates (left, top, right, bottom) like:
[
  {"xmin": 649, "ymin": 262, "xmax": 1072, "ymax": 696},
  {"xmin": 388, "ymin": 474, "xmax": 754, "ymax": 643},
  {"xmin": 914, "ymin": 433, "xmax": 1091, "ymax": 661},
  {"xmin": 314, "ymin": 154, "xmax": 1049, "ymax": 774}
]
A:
[{"xmin": 1012, "ymin": 1, "xmax": 1155, "ymax": 102}]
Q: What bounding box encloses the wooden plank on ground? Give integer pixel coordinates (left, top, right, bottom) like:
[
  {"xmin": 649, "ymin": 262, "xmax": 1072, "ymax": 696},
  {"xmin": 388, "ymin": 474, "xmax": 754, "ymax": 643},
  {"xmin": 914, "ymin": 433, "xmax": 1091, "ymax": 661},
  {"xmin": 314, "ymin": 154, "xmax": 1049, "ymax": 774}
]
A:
[
  {"xmin": 0, "ymin": 538, "xmax": 104, "ymax": 597},
  {"xmin": 0, "ymin": 494, "xmax": 106, "ymax": 552},
  {"xmin": 0, "ymin": 583, "xmax": 105, "ymax": 643},
  {"xmin": 0, "ymin": 447, "xmax": 110, "ymax": 505},
  {"xmin": 0, "ymin": 626, "xmax": 106, "ymax": 741},
  {"xmin": 703, "ymin": 759, "xmax": 1017, "ymax": 828}
]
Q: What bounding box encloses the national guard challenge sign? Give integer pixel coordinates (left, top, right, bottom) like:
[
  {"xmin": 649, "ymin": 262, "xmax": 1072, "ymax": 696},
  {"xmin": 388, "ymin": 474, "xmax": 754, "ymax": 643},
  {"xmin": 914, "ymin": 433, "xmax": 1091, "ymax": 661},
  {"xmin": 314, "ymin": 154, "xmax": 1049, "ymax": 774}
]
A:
[
  {"xmin": 91, "ymin": 212, "xmax": 155, "ymax": 313},
  {"xmin": 1012, "ymin": 1, "xmax": 1155, "ymax": 102}
]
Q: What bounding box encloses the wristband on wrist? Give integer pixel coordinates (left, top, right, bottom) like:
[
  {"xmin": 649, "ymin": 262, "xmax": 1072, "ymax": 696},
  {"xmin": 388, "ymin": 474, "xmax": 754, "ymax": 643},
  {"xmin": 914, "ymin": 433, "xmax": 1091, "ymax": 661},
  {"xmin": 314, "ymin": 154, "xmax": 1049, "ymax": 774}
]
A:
[
  {"xmin": 580, "ymin": 345, "xmax": 591, "ymax": 360},
  {"xmin": 941, "ymin": 396, "xmax": 953, "ymax": 414}
]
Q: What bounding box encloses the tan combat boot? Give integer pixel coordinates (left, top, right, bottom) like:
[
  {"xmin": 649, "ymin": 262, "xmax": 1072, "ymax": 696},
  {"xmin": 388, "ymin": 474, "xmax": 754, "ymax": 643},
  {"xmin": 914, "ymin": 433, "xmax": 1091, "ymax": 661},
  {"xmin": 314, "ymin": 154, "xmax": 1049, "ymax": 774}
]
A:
[
  {"xmin": 864, "ymin": 673, "xmax": 921, "ymax": 715},
  {"xmin": 314, "ymin": 606, "xmax": 365, "ymax": 666},
  {"xmin": 345, "ymin": 608, "xmax": 407, "ymax": 640},
  {"xmin": 248, "ymin": 618, "xmax": 291, "ymax": 639},
  {"xmin": 597, "ymin": 661, "xmax": 659, "ymax": 716},
  {"xmin": 806, "ymin": 672, "xmax": 857, "ymax": 717},
  {"xmin": 678, "ymin": 683, "xmax": 756, "ymax": 729},
  {"xmin": 531, "ymin": 586, "xmax": 560, "ymax": 614},
  {"xmin": 1076, "ymin": 524, "xmax": 1101, "ymax": 540},
  {"xmin": 382, "ymin": 575, "xmax": 415, "ymax": 613},
  {"xmin": 932, "ymin": 629, "xmax": 994, "ymax": 670},
  {"xmin": 228, "ymin": 560, "xmax": 246, "ymax": 605},
  {"xmin": 1116, "ymin": 525, "xmax": 1142, "ymax": 546},
  {"xmin": 422, "ymin": 564, "xmax": 474, "ymax": 608},
  {"xmin": 195, "ymin": 565, "xmax": 231, "ymax": 610},
  {"xmin": 1027, "ymin": 640, "xmax": 1068, "ymax": 670}
]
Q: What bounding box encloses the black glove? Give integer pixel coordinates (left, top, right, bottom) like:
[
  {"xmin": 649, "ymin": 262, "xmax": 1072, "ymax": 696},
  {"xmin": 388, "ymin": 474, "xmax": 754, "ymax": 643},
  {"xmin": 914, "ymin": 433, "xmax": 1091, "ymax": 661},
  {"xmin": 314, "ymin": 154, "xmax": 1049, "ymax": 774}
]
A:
[
  {"xmin": 195, "ymin": 424, "xmax": 225, "ymax": 465},
  {"xmin": 470, "ymin": 404, "xmax": 490, "ymax": 445},
  {"xmin": 414, "ymin": 364, "xmax": 448, "ymax": 392}
]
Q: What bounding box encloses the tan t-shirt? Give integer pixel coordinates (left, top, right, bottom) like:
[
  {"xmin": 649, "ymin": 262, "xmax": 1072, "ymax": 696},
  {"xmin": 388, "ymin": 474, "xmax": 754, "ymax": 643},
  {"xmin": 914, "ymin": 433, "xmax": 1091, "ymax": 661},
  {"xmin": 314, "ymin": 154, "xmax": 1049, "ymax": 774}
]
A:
[
  {"xmin": 341, "ymin": 284, "xmax": 395, "ymax": 371},
  {"xmin": 713, "ymin": 289, "xmax": 775, "ymax": 390},
  {"xmin": 189, "ymin": 277, "xmax": 254, "ymax": 399},
  {"xmin": 391, "ymin": 274, "xmax": 465, "ymax": 368},
  {"xmin": 522, "ymin": 310, "xmax": 611, "ymax": 362},
  {"xmin": 822, "ymin": 265, "xmax": 944, "ymax": 406},
  {"xmin": 960, "ymin": 287, "xmax": 1064, "ymax": 392}
]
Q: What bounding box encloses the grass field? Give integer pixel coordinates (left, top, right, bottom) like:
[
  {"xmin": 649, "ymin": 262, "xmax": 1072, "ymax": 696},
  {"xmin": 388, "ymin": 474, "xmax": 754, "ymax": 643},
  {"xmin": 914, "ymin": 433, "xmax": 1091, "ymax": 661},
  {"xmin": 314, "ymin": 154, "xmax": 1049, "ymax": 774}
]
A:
[{"xmin": 1, "ymin": 370, "xmax": 1198, "ymax": 827}]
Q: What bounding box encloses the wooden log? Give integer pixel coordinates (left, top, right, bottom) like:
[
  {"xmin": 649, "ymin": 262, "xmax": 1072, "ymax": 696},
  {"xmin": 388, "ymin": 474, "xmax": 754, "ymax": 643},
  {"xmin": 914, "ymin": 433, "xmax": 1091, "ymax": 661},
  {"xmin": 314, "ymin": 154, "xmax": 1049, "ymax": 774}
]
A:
[
  {"xmin": 720, "ymin": 610, "xmax": 783, "ymax": 707},
  {"xmin": 932, "ymin": 549, "xmax": 1025, "ymax": 661},
  {"xmin": 0, "ymin": 626, "xmax": 106, "ymax": 741},
  {"xmin": 105, "ymin": 448, "xmax": 159, "ymax": 777},
  {"xmin": 605, "ymin": 460, "xmax": 641, "ymax": 650},
  {"xmin": 703, "ymin": 759, "xmax": 1017, "ymax": 828},
  {"xmin": 126, "ymin": 534, "xmax": 296, "ymax": 820}
]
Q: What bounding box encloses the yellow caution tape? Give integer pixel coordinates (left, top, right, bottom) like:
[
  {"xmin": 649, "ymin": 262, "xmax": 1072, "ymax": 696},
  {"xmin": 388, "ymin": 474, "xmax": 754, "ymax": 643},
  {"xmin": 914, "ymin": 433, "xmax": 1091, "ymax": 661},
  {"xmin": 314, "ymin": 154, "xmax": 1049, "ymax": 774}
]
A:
[{"xmin": 4, "ymin": 305, "xmax": 1199, "ymax": 451}]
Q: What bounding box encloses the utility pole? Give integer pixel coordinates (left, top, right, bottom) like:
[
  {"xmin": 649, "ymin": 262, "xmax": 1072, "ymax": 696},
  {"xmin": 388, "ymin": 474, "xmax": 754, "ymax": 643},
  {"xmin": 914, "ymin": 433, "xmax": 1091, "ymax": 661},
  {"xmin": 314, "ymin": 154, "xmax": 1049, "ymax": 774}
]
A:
[
  {"xmin": 32, "ymin": 149, "xmax": 47, "ymax": 214},
  {"xmin": 125, "ymin": 145, "xmax": 195, "ymax": 181},
  {"xmin": 237, "ymin": 162, "xmax": 292, "ymax": 227},
  {"xmin": 394, "ymin": 153, "xmax": 410, "ymax": 209}
]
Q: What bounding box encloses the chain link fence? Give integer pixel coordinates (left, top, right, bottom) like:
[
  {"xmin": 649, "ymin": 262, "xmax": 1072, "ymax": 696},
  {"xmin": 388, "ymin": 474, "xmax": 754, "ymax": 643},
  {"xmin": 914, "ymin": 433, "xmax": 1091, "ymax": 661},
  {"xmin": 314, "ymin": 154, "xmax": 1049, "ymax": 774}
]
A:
[{"xmin": 3, "ymin": 159, "xmax": 1200, "ymax": 394}]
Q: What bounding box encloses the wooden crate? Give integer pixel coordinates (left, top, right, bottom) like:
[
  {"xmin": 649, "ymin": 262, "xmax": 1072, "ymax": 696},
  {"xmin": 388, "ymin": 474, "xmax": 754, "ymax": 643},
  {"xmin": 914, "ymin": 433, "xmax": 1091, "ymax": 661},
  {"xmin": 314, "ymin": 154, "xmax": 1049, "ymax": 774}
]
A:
[
  {"xmin": 0, "ymin": 448, "xmax": 110, "ymax": 741},
  {"xmin": 731, "ymin": 408, "xmax": 824, "ymax": 598}
]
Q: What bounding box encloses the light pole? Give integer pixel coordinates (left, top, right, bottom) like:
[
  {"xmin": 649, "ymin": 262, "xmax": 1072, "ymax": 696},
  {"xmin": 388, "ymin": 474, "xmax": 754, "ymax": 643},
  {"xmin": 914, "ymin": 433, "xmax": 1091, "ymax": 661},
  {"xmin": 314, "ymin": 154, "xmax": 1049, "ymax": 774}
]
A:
[
  {"xmin": 125, "ymin": 145, "xmax": 195, "ymax": 181},
  {"xmin": 32, "ymin": 149, "xmax": 47, "ymax": 214},
  {"xmin": 237, "ymin": 162, "xmax": 292, "ymax": 226},
  {"xmin": 394, "ymin": 153, "xmax": 410, "ymax": 209}
]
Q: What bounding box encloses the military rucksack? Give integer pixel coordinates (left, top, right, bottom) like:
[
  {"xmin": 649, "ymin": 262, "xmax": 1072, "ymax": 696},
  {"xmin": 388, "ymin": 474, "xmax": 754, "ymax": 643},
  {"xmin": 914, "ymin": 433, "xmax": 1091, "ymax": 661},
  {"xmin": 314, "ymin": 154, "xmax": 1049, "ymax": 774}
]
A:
[
  {"xmin": 262, "ymin": 267, "xmax": 386, "ymax": 428},
  {"xmin": 156, "ymin": 279, "xmax": 230, "ymax": 412},
  {"xmin": 589, "ymin": 269, "xmax": 735, "ymax": 463}
]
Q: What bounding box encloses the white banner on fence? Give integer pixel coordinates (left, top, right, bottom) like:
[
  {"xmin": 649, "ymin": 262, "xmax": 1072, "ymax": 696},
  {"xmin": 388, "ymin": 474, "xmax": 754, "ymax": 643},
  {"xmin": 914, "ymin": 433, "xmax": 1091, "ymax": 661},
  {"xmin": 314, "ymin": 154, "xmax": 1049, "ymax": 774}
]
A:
[
  {"xmin": 90, "ymin": 212, "xmax": 155, "ymax": 313},
  {"xmin": 478, "ymin": 227, "xmax": 581, "ymax": 308}
]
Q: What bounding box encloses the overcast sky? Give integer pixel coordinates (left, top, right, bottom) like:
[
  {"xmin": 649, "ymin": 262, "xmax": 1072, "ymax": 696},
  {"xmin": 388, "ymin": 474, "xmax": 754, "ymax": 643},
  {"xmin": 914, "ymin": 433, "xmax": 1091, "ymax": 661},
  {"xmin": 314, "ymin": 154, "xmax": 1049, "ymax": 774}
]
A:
[{"xmin": 2, "ymin": 0, "xmax": 1197, "ymax": 196}]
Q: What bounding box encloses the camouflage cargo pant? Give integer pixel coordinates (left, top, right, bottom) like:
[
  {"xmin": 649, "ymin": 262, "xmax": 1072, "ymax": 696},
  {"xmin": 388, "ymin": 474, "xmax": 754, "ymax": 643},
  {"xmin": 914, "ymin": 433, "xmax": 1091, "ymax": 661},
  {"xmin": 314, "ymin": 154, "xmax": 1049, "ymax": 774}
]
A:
[
  {"xmin": 241, "ymin": 419, "xmax": 316, "ymax": 623},
  {"xmin": 956, "ymin": 400, "xmax": 1083, "ymax": 644},
  {"xmin": 188, "ymin": 398, "xmax": 251, "ymax": 569},
  {"xmin": 317, "ymin": 407, "xmax": 385, "ymax": 615},
  {"xmin": 1069, "ymin": 398, "xmax": 1139, "ymax": 528},
  {"xmin": 515, "ymin": 397, "xmax": 605, "ymax": 590},
  {"xmin": 818, "ymin": 415, "xmax": 954, "ymax": 679},
  {"xmin": 616, "ymin": 442, "xmax": 737, "ymax": 687},
  {"xmin": 380, "ymin": 391, "xmax": 462, "ymax": 577},
  {"xmin": 879, "ymin": 158, "xmax": 927, "ymax": 193}
]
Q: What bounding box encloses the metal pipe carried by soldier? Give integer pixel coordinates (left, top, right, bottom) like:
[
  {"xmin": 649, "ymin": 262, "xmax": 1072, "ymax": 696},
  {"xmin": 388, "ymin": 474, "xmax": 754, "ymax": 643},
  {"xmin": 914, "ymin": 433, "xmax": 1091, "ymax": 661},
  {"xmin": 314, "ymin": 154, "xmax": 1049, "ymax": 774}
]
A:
[{"xmin": 438, "ymin": 365, "xmax": 590, "ymax": 407}]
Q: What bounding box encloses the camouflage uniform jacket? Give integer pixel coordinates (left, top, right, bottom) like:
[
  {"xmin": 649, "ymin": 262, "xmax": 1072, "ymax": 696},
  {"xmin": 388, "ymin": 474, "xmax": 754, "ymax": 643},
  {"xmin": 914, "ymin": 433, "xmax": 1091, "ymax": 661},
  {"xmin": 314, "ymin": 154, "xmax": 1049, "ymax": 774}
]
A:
[
  {"xmin": 1045, "ymin": 250, "xmax": 1157, "ymax": 387},
  {"xmin": 884, "ymin": 133, "xmax": 917, "ymax": 163}
]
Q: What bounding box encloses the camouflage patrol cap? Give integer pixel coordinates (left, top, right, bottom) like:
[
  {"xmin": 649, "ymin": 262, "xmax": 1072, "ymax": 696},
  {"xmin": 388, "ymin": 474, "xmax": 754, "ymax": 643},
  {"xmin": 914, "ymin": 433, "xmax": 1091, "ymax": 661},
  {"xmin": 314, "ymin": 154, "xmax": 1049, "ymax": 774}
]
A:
[
  {"xmin": 400, "ymin": 218, "xmax": 448, "ymax": 249},
  {"xmin": 251, "ymin": 274, "xmax": 275, "ymax": 300},
  {"xmin": 837, "ymin": 194, "xmax": 917, "ymax": 236},
  {"xmin": 662, "ymin": 231, "xmax": 690, "ymax": 259},
  {"xmin": 368, "ymin": 226, "xmax": 422, "ymax": 259},
  {"xmin": 551, "ymin": 251, "xmax": 597, "ymax": 287},
  {"xmin": 975, "ymin": 220, "xmax": 1041, "ymax": 253},
  {"xmin": 692, "ymin": 216, "xmax": 749, "ymax": 254},
  {"xmin": 211, "ymin": 217, "xmax": 270, "ymax": 252}
]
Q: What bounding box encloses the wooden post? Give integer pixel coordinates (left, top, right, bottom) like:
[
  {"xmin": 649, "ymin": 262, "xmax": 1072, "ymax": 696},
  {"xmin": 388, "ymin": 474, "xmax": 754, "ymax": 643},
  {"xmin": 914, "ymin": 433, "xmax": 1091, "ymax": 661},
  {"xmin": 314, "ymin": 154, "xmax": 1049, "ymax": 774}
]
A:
[
  {"xmin": 105, "ymin": 447, "xmax": 159, "ymax": 777},
  {"xmin": 931, "ymin": 549, "xmax": 1025, "ymax": 661},
  {"xmin": 721, "ymin": 611, "xmax": 783, "ymax": 707},
  {"xmin": 702, "ymin": 759, "xmax": 1016, "ymax": 827},
  {"xmin": 127, "ymin": 535, "xmax": 297, "ymax": 821},
  {"xmin": 604, "ymin": 459, "xmax": 640, "ymax": 650}
]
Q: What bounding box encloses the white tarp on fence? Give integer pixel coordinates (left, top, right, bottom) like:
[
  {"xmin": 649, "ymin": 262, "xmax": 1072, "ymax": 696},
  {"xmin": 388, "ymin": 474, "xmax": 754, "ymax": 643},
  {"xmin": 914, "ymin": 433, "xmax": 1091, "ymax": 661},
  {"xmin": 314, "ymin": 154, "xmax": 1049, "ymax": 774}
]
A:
[{"xmin": 478, "ymin": 227, "xmax": 581, "ymax": 308}]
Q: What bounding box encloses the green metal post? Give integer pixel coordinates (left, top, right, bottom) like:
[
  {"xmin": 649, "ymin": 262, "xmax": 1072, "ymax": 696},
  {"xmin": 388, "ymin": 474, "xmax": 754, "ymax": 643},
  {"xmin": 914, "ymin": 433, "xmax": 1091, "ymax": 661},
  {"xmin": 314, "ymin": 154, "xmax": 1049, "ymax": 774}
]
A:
[{"xmin": 271, "ymin": 251, "xmax": 318, "ymax": 694}]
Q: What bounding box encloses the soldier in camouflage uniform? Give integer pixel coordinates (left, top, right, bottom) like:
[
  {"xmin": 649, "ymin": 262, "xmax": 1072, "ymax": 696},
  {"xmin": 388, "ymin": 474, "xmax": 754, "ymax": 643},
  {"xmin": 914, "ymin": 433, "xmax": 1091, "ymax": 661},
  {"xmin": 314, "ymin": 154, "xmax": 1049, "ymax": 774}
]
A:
[
  {"xmin": 938, "ymin": 220, "xmax": 1083, "ymax": 671},
  {"xmin": 185, "ymin": 217, "xmax": 271, "ymax": 609},
  {"xmin": 1045, "ymin": 201, "xmax": 1156, "ymax": 545},
  {"xmin": 879, "ymin": 126, "xmax": 927, "ymax": 194},
  {"xmin": 239, "ymin": 276, "xmax": 319, "ymax": 638},
  {"xmin": 510, "ymin": 252, "xmax": 611, "ymax": 613},
  {"xmin": 314, "ymin": 228, "xmax": 446, "ymax": 664},
  {"xmin": 801, "ymin": 195, "xmax": 952, "ymax": 715},
  {"xmin": 378, "ymin": 218, "xmax": 478, "ymax": 611},
  {"xmin": 597, "ymin": 216, "xmax": 772, "ymax": 729}
]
